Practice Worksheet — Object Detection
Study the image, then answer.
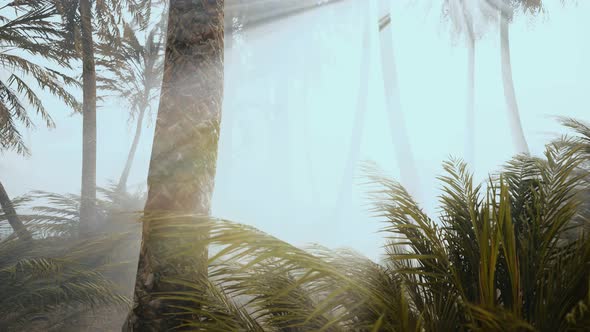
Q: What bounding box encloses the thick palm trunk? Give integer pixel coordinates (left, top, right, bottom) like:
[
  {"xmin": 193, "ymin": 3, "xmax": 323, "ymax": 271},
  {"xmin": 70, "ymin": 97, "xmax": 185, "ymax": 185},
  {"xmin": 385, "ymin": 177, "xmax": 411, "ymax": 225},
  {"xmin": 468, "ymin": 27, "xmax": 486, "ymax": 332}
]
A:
[
  {"xmin": 466, "ymin": 35, "xmax": 475, "ymax": 166},
  {"xmin": 79, "ymin": 0, "xmax": 97, "ymax": 234},
  {"xmin": 117, "ymin": 105, "xmax": 146, "ymax": 193},
  {"xmin": 124, "ymin": 1, "xmax": 224, "ymax": 330},
  {"xmin": 500, "ymin": 11, "xmax": 529, "ymax": 154},
  {"xmin": 0, "ymin": 180, "xmax": 31, "ymax": 241}
]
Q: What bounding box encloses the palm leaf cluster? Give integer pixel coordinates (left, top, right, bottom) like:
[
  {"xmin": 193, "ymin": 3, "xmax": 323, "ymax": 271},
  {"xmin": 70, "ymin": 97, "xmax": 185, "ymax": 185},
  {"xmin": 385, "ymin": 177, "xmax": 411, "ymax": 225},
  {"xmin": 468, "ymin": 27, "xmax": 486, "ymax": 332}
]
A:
[
  {"xmin": 47, "ymin": 0, "xmax": 157, "ymax": 50},
  {"xmin": 0, "ymin": 1, "xmax": 80, "ymax": 155},
  {"xmin": 141, "ymin": 216, "xmax": 417, "ymax": 331},
  {"xmin": 0, "ymin": 186, "xmax": 145, "ymax": 331},
  {"xmin": 367, "ymin": 120, "xmax": 590, "ymax": 331},
  {"xmin": 147, "ymin": 120, "xmax": 590, "ymax": 331},
  {"xmin": 0, "ymin": 235, "xmax": 130, "ymax": 331},
  {"xmin": 98, "ymin": 20, "xmax": 164, "ymax": 120},
  {"xmin": 1, "ymin": 120, "xmax": 589, "ymax": 331}
]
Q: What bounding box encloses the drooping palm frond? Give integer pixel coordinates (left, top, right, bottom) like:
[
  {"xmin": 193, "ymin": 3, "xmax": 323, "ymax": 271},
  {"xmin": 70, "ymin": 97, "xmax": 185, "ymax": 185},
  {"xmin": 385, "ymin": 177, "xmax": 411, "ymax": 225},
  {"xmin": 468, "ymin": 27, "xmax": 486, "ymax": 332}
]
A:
[
  {"xmin": 0, "ymin": 184, "xmax": 146, "ymax": 330},
  {"xmin": 442, "ymin": 0, "xmax": 499, "ymax": 42},
  {"xmin": 0, "ymin": 2, "xmax": 80, "ymax": 155},
  {"xmin": 6, "ymin": 185, "xmax": 145, "ymax": 238},
  {"xmin": 0, "ymin": 235, "xmax": 131, "ymax": 331},
  {"xmin": 558, "ymin": 117, "xmax": 590, "ymax": 158},
  {"xmin": 138, "ymin": 215, "xmax": 419, "ymax": 331},
  {"xmin": 97, "ymin": 19, "xmax": 164, "ymax": 121},
  {"xmin": 49, "ymin": 0, "xmax": 162, "ymax": 49}
]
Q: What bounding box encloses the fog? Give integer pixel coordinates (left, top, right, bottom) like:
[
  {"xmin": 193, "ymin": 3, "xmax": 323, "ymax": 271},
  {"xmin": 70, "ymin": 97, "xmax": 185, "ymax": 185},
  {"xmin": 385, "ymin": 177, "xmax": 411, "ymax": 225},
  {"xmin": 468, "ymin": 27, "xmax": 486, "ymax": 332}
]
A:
[{"xmin": 2, "ymin": 0, "xmax": 589, "ymax": 261}]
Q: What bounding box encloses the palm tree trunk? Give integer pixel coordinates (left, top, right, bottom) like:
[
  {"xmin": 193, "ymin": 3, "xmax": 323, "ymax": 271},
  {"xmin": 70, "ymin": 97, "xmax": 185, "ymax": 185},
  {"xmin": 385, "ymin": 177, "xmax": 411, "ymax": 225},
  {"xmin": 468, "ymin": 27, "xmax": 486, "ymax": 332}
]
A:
[
  {"xmin": 333, "ymin": 0, "xmax": 371, "ymax": 223},
  {"xmin": 301, "ymin": 49, "xmax": 318, "ymax": 205},
  {"xmin": 117, "ymin": 105, "xmax": 146, "ymax": 193},
  {"xmin": 79, "ymin": 0, "xmax": 97, "ymax": 234},
  {"xmin": 378, "ymin": 4, "xmax": 419, "ymax": 199},
  {"xmin": 0, "ymin": 180, "xmax": 31, "ymax": 241},
  {"xmin": 466, "ymin": 35, "xmax": 475, "ymax": 166},
  {"xmin": 500, "ymin": 11, "xmax": 529, "ymax": 154},
  {"xmin": 124, "ymin": 1, "xmax": 224, "ymax": 330}
]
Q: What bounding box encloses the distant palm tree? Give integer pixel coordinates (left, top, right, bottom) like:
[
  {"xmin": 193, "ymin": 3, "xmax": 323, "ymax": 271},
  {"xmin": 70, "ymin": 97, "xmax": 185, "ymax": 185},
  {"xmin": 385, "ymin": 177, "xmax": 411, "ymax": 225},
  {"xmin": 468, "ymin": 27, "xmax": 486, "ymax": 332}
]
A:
[
  {"xmin": 49, "ymin": 0, "xmax": 153, "ymax": 234},
  {"xmin": 487, "ymin": 0, "xmax": 555, "ymax": 155},
  {"xmin": 124, "ymin": 0, "xmax": 224, "ymax": 330},
  {"xmin": 335, "ymin": 0, "xmax": 420, "ymax": 224},
  {"xmin": 101, "ymin": 21, "xmax": 165, "ymax": 193},
  {"xmin": 378, "ymin": 0, "xmax": 420, "ymax": 199},
  {"xmin": 499, "ymin": 2, "xmax": 530, "ymax": 154},
  {"xmin": 333, "ymin": 0, "xmax": 371, "ymax": 224},
  {"xmin": 442, "ymin": 0, "xmax": 495, "ymax": 165},
  {"xmin": 0, "ymin": 2, "xmax": 79, "ymax": 241}
]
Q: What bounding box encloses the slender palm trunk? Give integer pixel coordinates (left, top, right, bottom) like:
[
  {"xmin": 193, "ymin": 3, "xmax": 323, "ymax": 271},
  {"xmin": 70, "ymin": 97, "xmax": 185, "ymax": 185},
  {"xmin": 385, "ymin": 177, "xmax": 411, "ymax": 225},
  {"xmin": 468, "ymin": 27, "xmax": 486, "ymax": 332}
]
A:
[
  {"xmin": 500, "ymin": 11, "xmax": 529, "ymax": 154},
  {"xmin": 0, "ymin": 180, "xmax": 31, "ymax": 241},
  {"xmin": 124, "ymin": 1, "xmax": 224, "ymax": 330},
  {"xmin": 466, "ymin": 35, "xmax": 475, "ymax": 166},
  {"xmin": 79, "ymin": 0, "xmax": 97, "ymax": 234},
  {"xmin": 270, "ymin": 71, "xmax": 292, "ymax": 203},
  {"xmin": 301, "ymin": 47, "xmax": 318, "ymax": 205},
  {"xmin": 333, "ymin": 0, "xmax": 371, "ymax": 223},
  {"xmin": 117, "ymin": 104, "xmax": 146, "ymax": 193},
  {"xmin": 378, "ymin": 3, "xmax": 419, "ymax": 199}
]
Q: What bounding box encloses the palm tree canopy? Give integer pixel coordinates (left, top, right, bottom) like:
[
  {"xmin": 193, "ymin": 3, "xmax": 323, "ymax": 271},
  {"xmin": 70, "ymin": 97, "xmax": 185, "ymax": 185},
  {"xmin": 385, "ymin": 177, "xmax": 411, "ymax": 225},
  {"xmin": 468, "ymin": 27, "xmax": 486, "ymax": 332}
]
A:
[
  {"xmin": 98, "ymin": 20, "xmax": 164, "ymax": 121},
  {"xmin": 442, "ymin": 0, "xmax": 498, "ymax": 42},
  {"xmin": 0, "ymin": 1, "xmax": 80, "ymax": 155}
]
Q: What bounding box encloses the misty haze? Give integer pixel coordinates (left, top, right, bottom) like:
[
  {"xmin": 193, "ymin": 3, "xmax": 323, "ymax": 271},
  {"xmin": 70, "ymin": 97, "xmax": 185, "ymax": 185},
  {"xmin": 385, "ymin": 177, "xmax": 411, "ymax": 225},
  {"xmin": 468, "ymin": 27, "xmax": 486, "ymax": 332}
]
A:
[{"xmin": 0, "ymin": 0, "xmax": 589, "ymax": 331}]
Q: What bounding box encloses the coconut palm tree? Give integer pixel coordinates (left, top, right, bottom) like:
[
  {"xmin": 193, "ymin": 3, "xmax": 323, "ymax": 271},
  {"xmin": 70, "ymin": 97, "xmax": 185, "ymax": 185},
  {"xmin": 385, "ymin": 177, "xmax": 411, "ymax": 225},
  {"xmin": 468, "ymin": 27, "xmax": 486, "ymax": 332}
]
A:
[
  {"xmin": 499, "ymin": 3, "xmax": 530, "ymax": 154},
  {"xmin": 333, "ymin": 0, "xmax": 372, "ymax": 224},
  {"xmin": 47, "ymin": 0, "xmax": 153, "ymax": 234},
  {"xmin": 124, "ymin": 0, "xmax": 224, "ymax": 330},
  {"xmin": 100, "ymin": 21, "xmax": 165, "ymax": 193},
  {"xmin": 442, "ymin": 0, "xmax": 496, "ymax": 165},
  {"xmin": 0, "ymin": 2, "xmax": 80, "ymax": 241},
  {"xmin": 378, "ymin": 0, "xmax": 420, "ymax": 199},
  {"xmin": 335, "ymin": 0, "xmax": 420, "ymax": 224},
  {"xmin": 482, "ymin": 0, "xmax": 536, "ymax": 155}
]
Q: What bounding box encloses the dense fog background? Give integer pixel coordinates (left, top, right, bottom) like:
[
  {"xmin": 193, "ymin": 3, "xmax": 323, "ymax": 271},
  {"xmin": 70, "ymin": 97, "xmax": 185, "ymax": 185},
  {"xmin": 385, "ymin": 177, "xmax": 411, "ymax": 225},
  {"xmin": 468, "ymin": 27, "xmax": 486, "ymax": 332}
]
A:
[{"xmin": 2, "ymin": 0, "xmax": 589, "ymax": 261}]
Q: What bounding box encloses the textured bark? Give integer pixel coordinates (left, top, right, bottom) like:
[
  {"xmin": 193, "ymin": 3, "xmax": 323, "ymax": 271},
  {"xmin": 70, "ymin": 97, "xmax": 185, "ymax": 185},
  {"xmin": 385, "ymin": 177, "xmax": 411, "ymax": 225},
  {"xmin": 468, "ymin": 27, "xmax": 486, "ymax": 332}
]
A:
[
  {"xmin": 79, "ymin": 0, "xmax": 97, "ymax": 234},
  {"xmin": 500, "ymin": 11, "xmax": 529, "ymax": 154},
  {"xmin": 466, "ymin": 35, "xmax": 475, "ymax": 166},
  {"xmin": 124, "ymin": 0, "xmax": 224, "ymax": 330},
  {"xmin": 0, "ymin": 180, "xmax": 31, "ymax": 241},
  {"xmin": 117, "ymin": 104, "xmax": 146, "ymax": 193}
]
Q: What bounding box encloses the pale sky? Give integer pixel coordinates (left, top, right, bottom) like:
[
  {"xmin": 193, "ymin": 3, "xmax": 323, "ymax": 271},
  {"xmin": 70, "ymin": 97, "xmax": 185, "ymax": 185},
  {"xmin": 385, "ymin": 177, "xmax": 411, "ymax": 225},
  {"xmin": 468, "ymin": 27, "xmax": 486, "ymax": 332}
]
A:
[{"xmin": 1, "ymin": 0, "xmax": 589, "ymax": 261}]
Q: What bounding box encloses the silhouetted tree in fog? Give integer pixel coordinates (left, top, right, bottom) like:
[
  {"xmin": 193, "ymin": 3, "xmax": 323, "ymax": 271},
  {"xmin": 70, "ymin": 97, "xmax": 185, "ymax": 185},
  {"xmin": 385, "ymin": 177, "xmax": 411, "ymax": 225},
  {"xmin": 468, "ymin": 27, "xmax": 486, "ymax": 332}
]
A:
[
  {"xmin": 49, "ymin": 0, "xmax": 152, "ymax": 234},
  {"xmin": 498, "ymin": 0, "xmax": 531, "ymax": 154},
  {"xmin": 0, "ymin": 2, "xmax": 79, "ymax": 240},
  {"xmin": 442, "ymin": 0, "xmax": 495, "ymax": 165},
  {"xmin": 101, "ymin": 20, "xmax": 165, "ymax": 193}
]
